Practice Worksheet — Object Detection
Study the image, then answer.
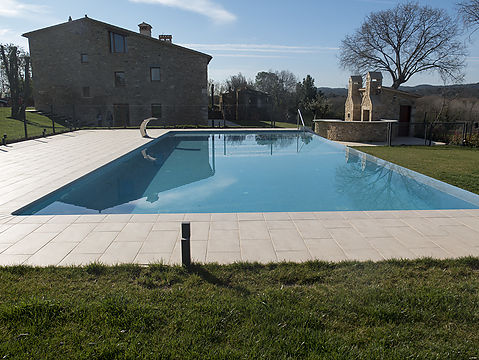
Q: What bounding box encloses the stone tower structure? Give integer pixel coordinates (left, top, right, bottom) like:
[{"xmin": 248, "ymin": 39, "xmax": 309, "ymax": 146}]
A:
[
  {"xmin": 344, "ymin": 76, "xmax": 363, "ymax": 121},
  {"xmin": 360, "ymin": 72, "xmax": 383, "ymax": 121}
]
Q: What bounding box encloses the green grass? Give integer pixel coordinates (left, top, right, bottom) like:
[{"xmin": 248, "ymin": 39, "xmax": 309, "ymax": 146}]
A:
[
  {"xmin": 0, "ymin": 108, "xmax": 67, "ymax": 143},
  {"xmin": 1, "ymin": 259, "xmax": 479, "ymax": 359},
  {"xmin": 354, "ymin": 145, "xmax": 479, "ymax": 195}
]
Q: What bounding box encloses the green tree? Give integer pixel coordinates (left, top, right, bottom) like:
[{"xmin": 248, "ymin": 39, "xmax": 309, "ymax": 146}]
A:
[{"xmin": 297, "ymin": 75, "xmax": 329, "ymax": 122}]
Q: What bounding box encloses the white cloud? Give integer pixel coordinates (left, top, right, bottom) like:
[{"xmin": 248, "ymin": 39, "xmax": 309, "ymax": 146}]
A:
[
  {"xmin": 129, "ymin": 0, "xmax": 236, "ymax": 24},
  {"xmin": 179, "ymin": 43, "xmax": 339, "ymax": 55},
  {"xmin": 0, "ymin": 0, "xmax": 48, "ymax": 17}
]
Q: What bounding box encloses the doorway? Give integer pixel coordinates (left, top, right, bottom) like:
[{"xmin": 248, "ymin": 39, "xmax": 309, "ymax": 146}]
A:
[
  {"xmin": 399, "ymin": 105, "xmax": 411, "ymax": 136},
  {"xmin": 362, "ymin": 109, "xmax": 370, "ymax": 121},
  {"xmin": 113, "ymin": 104, "xmax": 130, "ymax": 128}
]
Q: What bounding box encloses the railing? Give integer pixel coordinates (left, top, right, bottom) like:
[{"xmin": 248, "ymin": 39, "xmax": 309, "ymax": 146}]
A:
[{"xmin": 297, "ymin": 109, "xmax": 306, "ymax": 131}]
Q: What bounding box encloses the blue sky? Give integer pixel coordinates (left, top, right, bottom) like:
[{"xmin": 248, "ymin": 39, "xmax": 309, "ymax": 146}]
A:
[{"xmin": 0, "ymin": 0, "xmax": 478, "ymax": 88}]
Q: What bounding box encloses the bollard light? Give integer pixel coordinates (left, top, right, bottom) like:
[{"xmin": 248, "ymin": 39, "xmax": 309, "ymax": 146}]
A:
[
  {"xmin": 181, "ymin": 222, "xmax": 191, "ymax": 267},
  {"xmin": 2, "ymin": 134, "xmax": 6, "ymax": 146}
]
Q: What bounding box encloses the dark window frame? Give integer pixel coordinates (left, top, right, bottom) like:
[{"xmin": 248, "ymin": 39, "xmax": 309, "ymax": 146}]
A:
[
  {"xmin": 109, "ymin": 31, "xmax": 127, "ymax": 53},
  {"xmin": 81, "ymin": 53, "xmax": 88, "ymax": 63},
  {"xmin": 82, "ymin": 86, "xmax": 90, "ymax": 98},
  {"xmin": 151, "ymin": 103, "xmax": 162, "ymax": 118},
  {"xmin": 150, "ymin": 67, "xmax": 161, "ymax": 81},
  {"xmin": 114, "ymin": 71, "xmax": 126, "ymax": 87}
]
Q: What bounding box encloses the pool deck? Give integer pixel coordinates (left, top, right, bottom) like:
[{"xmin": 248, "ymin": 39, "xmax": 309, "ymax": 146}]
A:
[{"xmin": 1, "ymin": 129, "xmax": 478, "ymax": 266}]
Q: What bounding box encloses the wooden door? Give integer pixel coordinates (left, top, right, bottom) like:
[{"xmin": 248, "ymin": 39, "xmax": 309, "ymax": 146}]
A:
[
  {"xmin": 398, "ymin": 106, "xmax": 411, "ymax": 136},
  {"xmin": 113, "ymin": 104, "xmax": 130, "ymax": 128}
]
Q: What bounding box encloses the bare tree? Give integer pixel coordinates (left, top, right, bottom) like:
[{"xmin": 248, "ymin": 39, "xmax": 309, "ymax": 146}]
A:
[
  {"xmin": 339, "ymin": 2, "xmax": 467, "ymax": 89},
  {"xmin": 459, "ymin": 0, "xmax": 479, "ymax": 32}
]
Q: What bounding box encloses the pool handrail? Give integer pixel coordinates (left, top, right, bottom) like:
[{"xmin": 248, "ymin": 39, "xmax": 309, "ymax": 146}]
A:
[{"xmin": 297, "ymin": 109, "xmax": 306, "ymax": 132}]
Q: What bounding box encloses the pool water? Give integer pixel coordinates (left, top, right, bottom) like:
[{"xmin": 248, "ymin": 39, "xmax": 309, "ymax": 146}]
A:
[{"xmin": 16, "ymin": 131, "xmax": 479, "ymax": 215}]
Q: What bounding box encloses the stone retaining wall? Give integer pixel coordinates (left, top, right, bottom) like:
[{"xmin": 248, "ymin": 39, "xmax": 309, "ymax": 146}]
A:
[{"xmin": 313, "ymin": 119, "xmax": 398, "ymax": 142}]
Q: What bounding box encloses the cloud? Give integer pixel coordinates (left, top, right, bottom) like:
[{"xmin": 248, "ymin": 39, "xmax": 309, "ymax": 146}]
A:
[
  {"xmin": 179, "ymin": 43, "xmax": 339, "ymax": 54},
  {"xmin": 129, "ymin": 0, "xmax": 236, "ymax": 24},
  {"xmin": 0, "ymin": 0, "xmax": 48, "ymax": 17}
]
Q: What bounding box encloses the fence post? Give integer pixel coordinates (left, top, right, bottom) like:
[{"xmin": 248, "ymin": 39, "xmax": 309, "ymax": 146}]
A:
[
  {"xmin": 23, "ymin": 109, "xmax": 28, "ymax": 140},
  {"xmin": 181, "ymin": 222, "xmax": 191, "ymax": 267}
]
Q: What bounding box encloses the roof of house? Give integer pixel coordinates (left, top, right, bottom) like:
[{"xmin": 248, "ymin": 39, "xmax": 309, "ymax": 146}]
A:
[{"xmin": 22, "ymin": 16, "xmax": 212, "ymax": 63}]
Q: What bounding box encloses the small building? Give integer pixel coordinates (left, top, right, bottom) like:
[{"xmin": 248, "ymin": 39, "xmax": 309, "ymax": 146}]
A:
[
  {"xmin": 23, "ymin": 16, "xmax": 212, "ymax": 127},
  {"xmin": 220, "ymin": 88, "xmax": 272, "ymax": 124},
  {"xmin": 345, "ymin": 72, "xmax": 420, "ymax": 136}
]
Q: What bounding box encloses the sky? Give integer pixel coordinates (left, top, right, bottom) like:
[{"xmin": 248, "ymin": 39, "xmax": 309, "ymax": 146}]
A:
[{"xmin": 0, "ymin": 0, "xmax": 478, "ymax": 88}]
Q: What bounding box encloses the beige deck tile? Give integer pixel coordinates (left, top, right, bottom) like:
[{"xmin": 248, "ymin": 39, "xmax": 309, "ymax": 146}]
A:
[
  {"xmin": 239, "ymin": 221, "xmax": 270, "ymax": 240},
  {"xmin": 314, "ymin": 212, "xmax": 346, "ymax": 220},
  {"xmin": 184, "ymin": 213, "xmax": 211, "ymax": 222},
  {"xmin": 59, "ymin": 253, "xmax": 102, "ymax": 266},
  {"xmin": 208, "ymin": 232, "xmax": 240, "ymax": 252},
  {"xmin": 341, "ymin": 211, "xmax": 370, "ymax": 219},
  {"xmin": 114, "ymin": 222, "xmax": 153, "ymax": 242},
  {"xmin": 0, "ymin": 224, "xmax": 13, "ymax": 234},
  {"xmin": 0, "ymin": 243, "xmax": 13, "ymax": 253},
  {"xmin": 210, "ymin": 213, "xmax": 237, "ymax": 221},
  {"xmin": 464, "ymin": 209, "xmax": 479, "ymax": 217},
  {"xmin": 25, "ymin": 242, "xmax": 78, "ymax": 266},
  {"xmin": 350, "ymin": 219, "xmax": 391, "ymax": 238},
  {"xmin": 266, "ymin": 220, "xmax": 296, "ymax": 229},
  {"xmin": 425, "ymin": 217, "xmax": 463, "ymax": 226},
  {"xmin": 414, "ymin": 210, "xmax": 451, "ymax": 218},
  {"xmin": 140, "ymin": 231, "xmax": 178, "ymax": 253},
  {"xmin": 428, "ymin": 236, "xmax": 479, "ymax": 257},
  {"xmin": 270, "ymin": 229, "xmax": 307, "ymax": 251},
  {"xmin": 263, "ymin": 212, "xmax": 290, "ymax": 221},
  {"xmin": 294, "ymin": 220, "xmax": 331, "ymax": 239},
  {"xmin": 94, "ymin": 222, "xmax": 127, "ymax": 232},
  {"xmin": 102, "ymin": 214, "xmax": 132, "ymax": 223},
  {"xmin": 276, "ymin": 251, "xmax": 312, "ymax": 262},
  {"xmin": 152, "ymin": 221, "xmax": 181, "ymax": 231},
  {"xmin": 319, "ymin": 219, "xmax": 352, "ymax": 229},
  {"xmin": 374, "ymin": 219, "xmax": 408, "ymax": 227},
  {"xmin": 402, "ymin": 218, "xmax": 449, "ymax": 236},
  {"xmin": 211, "ymin": 221, "xmax": 239, "ymax": 230},
  {"xmin": 364, "ymin": 211, "xmax": 399, "ymax": 219},
  {"xmin": 190, "ymin": 222, "xmax": 210, "ymax": 240},
  {"xmin": 385, "ymin": 226, "xmax": 438, "ymax": 249},
  {"xmin": 34, "ymin": 223, "xmax": 70, "ymax": 233},
  {"xmin": 191, "ymin": 241, "xmax": 208, "ymax": 263},
  {"xmin": 457, "ymin": 217, "xmax": 479, "ymax": 232},
  {"xmin": 157, "ymin": 213, "xmax": 185, "ymax": 221},
  {"xmin": 409, "ymin": 247, "xmax": 452, "ymax": 259},
  {"xmin": 72, "ymin": 231, "xmax": 118, "ymax": 254},
  {"xmin": 206, "ymin": 251, "xmax": 242, "ymax": 264},
  {"xmin": 329, "ymin": 228, "xmax": 372, "ymax": 250},
  {"xmin": 20, "ymin": 215, "xmax": 54, "ymax": 223},
  {"xmin": 438, "ymin": 225, "xmax": 479, "ymax": 247},
  {"xmin": 0, "ymin": 254, "xmax": 30, "ymax": 266},
  {"xmin": 7, "ymin": 216, "xmax": 28, "ymax": 224},
  {"xmin": 134, "ymin": 253, "xmax": 171, "ymax": 265},
  {"xmin": 288, "ymin": 212, "xmax": 316, "ymax": 220},
  {"xmin": 47, "ymin": 215, "xmax": 80, "ymax": 224},
  {"xmin": 74, "ymin": 214, "xmax": 107, "ymax": 223},
  {"xmin": 389, "ymin": 210, "xmax": 424, "ymax": 219},
  {"xmin": 304, "ymin": 238, "xmax": 348, "ymax": 262},
  {"xmin": 99, "ymin": 242, "xmax": 143, "ymax": 265},
  {"xmin": 343, "ymin": 248, "xmax": 384, "ymax": 261},
  {"xmin": 0, "ymin": 223, "xmax": 41, "ymax": 244},
  {"xmin": 241, "ymin": 240, "xmax": 277, "ymax": 263},
  {"xmin": 52, "ymin": 223, "xmax": 97, "ymax": 243},
  {"xmin": 3, "ymin": 232, "xmax": 57, "ymax": 255},
  {"xmin": 129, "ymin": 214, "xmax": 159, "ymax": 223},
  {"xmin": 237, "ymin": 213, "xmax": 264, "ymax": 221}
]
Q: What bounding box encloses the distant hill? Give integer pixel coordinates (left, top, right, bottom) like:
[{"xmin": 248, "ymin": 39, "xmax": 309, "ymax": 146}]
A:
[{"xmin": 319, "ymin": 83, "xmax": 479, "ymax": 98}]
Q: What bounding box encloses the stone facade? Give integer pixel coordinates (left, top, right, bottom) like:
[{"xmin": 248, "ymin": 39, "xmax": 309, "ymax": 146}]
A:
[
  {"xmin": 314, "ymin": 119, "xmax": 398, "ymax": 142},
  {"xmin": 344, "ymin": 72, "xmax": 420, "ymax": 136},
  {"xmin": 23, "ymin": 17, "xmax": 212, "ymax": 127},
  {"xmin": 220, "ymin": 88, "xmax": 272, "ymax": 124}
]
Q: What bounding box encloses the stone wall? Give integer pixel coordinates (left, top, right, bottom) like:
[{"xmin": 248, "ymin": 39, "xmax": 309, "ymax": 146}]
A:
[
  {"xmin": 314, "ymin": 119, "xmax": 398, "ymax": 142},
  {"xmin": 25, "ymin": 17, "xmax": 210, "ymax": 126}
]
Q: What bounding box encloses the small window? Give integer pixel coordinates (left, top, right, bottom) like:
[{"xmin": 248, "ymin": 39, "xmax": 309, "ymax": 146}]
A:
[
  {"xmin": 114, "ymin": 72, "xmax": 125, "ymax": 87},
  {"xmin": 109, "ymin": 31, "xmax": 127, "ymax": 53},
  {"xmin": 150, "ymin": 67, "xmax": 160, "ymax": 81},
  {"xmin": 151, "ymin": 104, "xmax": 162, "ymax": 118},
  {"xmin": 81, "ymin": 54, "xmax": 88, "ymax": 63},
  {"xmin": 82, "ymin": 86, "xmax": 90, "ymax": 98}
]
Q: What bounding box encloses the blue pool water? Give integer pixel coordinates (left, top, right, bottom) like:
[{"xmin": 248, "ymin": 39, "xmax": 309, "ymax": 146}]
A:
[{"xmin": 16, "ymin": 130, "xmax": 479, "ymax": 215}]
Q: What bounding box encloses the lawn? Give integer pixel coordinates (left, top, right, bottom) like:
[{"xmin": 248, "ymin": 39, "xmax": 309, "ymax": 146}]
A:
[
  {"xmin": 0, "ymin": 108, "xmax": 67, "ymax": 143},
  {"xmin": 354, "ymin": 145, "xmax": 479, "ymax": 195},
  {"xmin": 1, "ymin": 259, "xmax": 479, "ymax": 359}
]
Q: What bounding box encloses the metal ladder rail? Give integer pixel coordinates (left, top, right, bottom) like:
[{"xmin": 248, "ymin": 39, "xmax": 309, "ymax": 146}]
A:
[{"xmin": 297, "ymin": 109, "xmax": 306, "ymax": 132}]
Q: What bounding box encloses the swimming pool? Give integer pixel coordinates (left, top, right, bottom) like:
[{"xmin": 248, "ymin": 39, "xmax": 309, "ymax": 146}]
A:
[{"xmin": 15, "ymin": 130, "xmax": 479, "ymax": 215}]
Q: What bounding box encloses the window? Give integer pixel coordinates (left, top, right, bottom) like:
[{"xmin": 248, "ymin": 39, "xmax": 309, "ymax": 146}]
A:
[
  {"xmin": 150, "ymin": 67, "xmax": 160, "ymax": 81},
  {"xmin": 114, "ymin": 72, "xmax": 125, "ymax": 87},
  {"xmin": 82, "ymin": 86, "xmax": 90, "ymax": 98},
  {"xmin": 81, "ymin": 54, "xmax": 88, "ymax": 63},
  {"xmin": 151, "ymin": 104, "xmax": 162, "ymax": 118},
  {"xmin": 109, "ymin": 31, "xmax": 127, "ymax": 53}
]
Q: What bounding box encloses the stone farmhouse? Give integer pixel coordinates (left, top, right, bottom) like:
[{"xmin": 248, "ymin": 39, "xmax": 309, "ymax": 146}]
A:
[
  {"xmin": 23, "ymin": 16, "xmax": 212, "ymax": 127},
  {"xmin": 345, "ymin": 72, "xmax": 420, "ymax": 136}
]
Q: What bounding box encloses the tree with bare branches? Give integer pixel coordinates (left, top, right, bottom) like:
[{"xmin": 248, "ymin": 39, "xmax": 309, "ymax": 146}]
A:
[
  {"xmin": 459, "ymin": 0, "xmax": 479, "ymax": 31},
  {"xmin": 339, "ymin": 2, "xmax": 467, "ymax": 89}
]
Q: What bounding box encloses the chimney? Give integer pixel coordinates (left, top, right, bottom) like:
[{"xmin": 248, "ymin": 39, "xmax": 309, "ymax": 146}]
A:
[
  {"xmin": 138, "ymin": 22, "xmax": 152, "ymax": 37},
  {"xmin": 159, "ymin": 35, "xmax": 172, "ymax": 43}
]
